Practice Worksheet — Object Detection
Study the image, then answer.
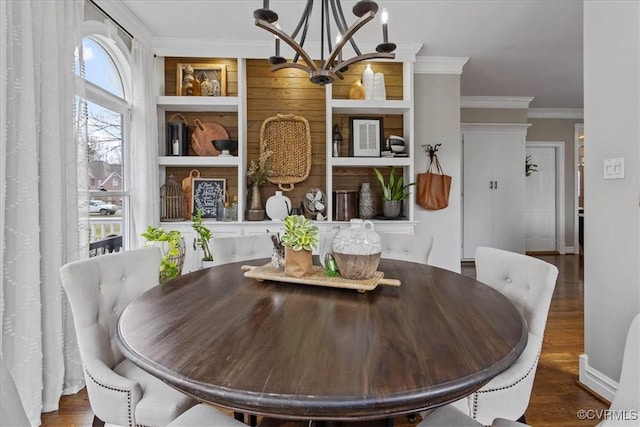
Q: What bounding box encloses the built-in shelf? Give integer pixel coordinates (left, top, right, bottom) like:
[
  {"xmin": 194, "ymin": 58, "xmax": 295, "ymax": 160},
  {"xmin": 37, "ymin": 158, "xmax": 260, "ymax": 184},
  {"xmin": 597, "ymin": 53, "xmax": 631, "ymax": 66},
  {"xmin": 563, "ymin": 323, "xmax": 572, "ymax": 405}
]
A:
[
  {"xmin": 330, "ymin": 157, "xmax": 412, "ymax": 167},
  {"xmin": 330, "ymin": 99, "xmax": 411, "ymax": 114},
  {"xmin": 156, "ymin": 96, "xmax": 239, "ymax": 112},
  {"xmin": 158, "ymin": 156, "xmax": 239, "ymax": 167}
]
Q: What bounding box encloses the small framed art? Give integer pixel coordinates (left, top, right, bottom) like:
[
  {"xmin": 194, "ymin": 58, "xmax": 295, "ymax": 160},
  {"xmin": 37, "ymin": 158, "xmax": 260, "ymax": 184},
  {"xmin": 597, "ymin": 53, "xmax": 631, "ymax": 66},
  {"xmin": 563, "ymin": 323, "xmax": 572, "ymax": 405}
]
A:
[
  {"xmin": 191, "ymin": 178, "xmax": 226, "ymax": 219},
  {"xmin": 176, "ymin": 63, "xmax": 227, "ymax": 96},
  {"xmin": 349, "ymin": 117, "xmax": 383, "ymax": 157}
]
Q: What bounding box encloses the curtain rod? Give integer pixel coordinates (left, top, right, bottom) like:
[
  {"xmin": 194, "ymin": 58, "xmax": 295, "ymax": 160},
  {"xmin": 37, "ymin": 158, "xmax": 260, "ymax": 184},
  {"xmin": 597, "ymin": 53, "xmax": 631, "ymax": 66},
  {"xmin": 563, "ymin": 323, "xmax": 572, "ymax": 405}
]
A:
[{"xmin": 88, "ymin": 0, "xmax": 134, "ymax": 40}]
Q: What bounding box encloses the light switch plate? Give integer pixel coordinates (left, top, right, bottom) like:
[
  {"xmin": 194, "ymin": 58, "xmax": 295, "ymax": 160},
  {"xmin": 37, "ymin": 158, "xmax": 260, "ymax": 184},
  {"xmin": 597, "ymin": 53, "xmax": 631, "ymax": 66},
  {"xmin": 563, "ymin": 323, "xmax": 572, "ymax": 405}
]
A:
[{"xmin": 603, "ymin": 157, "xmax": 625, "ymax": 179}]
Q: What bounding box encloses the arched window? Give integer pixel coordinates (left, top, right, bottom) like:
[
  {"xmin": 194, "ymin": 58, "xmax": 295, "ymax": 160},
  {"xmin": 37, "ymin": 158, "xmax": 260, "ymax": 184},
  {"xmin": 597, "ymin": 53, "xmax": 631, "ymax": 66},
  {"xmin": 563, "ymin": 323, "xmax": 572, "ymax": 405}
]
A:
[{"xmin": 75, "ymin": 25, "xmax": 131, "ymax": 256}]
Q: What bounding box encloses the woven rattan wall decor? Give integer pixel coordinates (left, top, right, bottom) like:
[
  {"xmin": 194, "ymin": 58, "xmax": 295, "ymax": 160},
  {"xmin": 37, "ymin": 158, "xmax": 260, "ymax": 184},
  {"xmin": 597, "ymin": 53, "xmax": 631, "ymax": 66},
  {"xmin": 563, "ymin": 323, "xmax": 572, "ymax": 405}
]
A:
[{"xmin": 260, "ymin": 114, "xmax": 312, "ymax": 191}]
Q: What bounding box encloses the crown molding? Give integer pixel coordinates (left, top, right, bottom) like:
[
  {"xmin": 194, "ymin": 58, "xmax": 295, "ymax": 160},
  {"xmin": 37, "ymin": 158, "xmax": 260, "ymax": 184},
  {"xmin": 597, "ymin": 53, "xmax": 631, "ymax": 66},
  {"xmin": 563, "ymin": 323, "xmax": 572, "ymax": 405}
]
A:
[
  {"xmin": 152, "ymin": 38, "xmax": 423, "ymax": 62},
  {"xmin": 414, "ymin": 56, "xmax": 469, "ymax": 75},
  {"xmin": 461, "ymin": 96, "xmax": 535, "ymax": 109},
  {"xmin": 91, "ymin": 0, "xmax": 152, "ymax": 45},
  {"xmin": 528, "ymin": 108, "xmax": 584, "ymax": 119},
  {"xmin": 461, "ymin": 123, "xmax": 532, "ymax": 133}
]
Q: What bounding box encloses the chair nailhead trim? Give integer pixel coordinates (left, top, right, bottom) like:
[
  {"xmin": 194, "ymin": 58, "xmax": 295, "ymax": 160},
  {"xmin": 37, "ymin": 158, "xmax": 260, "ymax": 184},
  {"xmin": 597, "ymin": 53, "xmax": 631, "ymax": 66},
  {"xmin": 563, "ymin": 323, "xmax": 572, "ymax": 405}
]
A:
[
  {"xmin": 471, "ymin": 345, "xmax": 543, "ymax": 420},
  {"xmin": 84, "ymin": 367, "xmax": 134, "ymax": 427}
]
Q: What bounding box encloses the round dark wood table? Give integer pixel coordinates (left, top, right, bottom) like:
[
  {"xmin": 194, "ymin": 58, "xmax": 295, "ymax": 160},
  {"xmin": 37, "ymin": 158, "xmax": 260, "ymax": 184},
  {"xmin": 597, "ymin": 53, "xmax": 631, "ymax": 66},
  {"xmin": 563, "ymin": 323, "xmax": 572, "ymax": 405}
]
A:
[{"xmin": 116, "ymin": 259, "xmax": 527, "ymax": 421}]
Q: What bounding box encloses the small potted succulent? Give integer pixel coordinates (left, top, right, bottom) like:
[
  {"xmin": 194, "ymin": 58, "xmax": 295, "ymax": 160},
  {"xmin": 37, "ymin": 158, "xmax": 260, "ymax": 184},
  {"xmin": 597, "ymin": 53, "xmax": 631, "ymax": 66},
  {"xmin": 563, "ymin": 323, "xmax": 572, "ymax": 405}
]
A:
[
  {"xmin": 191, "ymin": 208, "xmax": 213, "ymax": 268},
  {"xmin": 281, "ymin": 214, "xmax": 319, "ymax": 277},
  {"xmin": 373, "ymin": 167, "xmax": 415, "ymax": 218}
]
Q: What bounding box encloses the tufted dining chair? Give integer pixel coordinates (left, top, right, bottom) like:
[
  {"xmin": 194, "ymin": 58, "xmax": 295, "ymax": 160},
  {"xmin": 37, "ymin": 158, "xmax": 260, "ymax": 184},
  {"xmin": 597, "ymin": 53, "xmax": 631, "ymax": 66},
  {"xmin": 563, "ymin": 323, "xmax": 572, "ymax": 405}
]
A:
[
  {"xmin": 436, "ymin": 246, "xmax": 558, "ymax": 425},
  {"xmin": 418, "ymin": 406, "xmax": 530, "ymax": 426},
  {"xmin": 168, "ymin": 404, "xmax": 247, "ymax": 427},
  {"xmin": 60, "ymin": 247, "xmax": 198, "ymax": 426},
  {"xmin": 378, "ymin": 232, "xmax": 433, "ymax": 265},
  {"xmin": 211, "ymin": 234, "xmax": 273, "ymax": 266},
  {"xmin": 1, "ymin": 356, "xmax": 30, "ymax": 426},
  {"xmin": 597, "ymin": 313, "xmax": 640, "ymax": 427}
]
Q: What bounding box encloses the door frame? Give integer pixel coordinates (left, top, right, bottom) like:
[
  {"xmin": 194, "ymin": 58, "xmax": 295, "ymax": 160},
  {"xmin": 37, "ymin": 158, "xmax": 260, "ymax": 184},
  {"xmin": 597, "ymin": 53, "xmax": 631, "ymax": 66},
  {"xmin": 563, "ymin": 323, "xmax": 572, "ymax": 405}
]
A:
[
  {"xmin": 574, "ymin": 123, "xmax": 584, "ymax": 254},
  {"xmin": 526, "ymin": 141, "xmax": 566, "ymax": 254}
]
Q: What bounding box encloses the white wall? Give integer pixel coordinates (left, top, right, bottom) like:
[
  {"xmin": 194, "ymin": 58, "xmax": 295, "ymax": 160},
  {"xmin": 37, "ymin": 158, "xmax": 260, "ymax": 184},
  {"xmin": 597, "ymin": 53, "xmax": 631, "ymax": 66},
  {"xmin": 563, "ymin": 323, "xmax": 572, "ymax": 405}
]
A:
[
  {"xmin": 582, "ymin": 0, "xmax": 640, "ymax": 394},
  {"xmin": 413, "ymin": 74, "xmax": 461, "ymax": 272}
]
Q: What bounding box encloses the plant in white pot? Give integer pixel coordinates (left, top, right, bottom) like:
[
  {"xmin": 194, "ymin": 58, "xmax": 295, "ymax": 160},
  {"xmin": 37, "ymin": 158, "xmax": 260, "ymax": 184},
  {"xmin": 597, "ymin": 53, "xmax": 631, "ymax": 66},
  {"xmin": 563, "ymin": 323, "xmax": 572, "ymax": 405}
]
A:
[
  {"xmin": 191, "ymin": 208, "xmax": 213, "ymax": 268},
  {"xmin": 281, "ymin": 214, "xmax": 319, "ymax": 278},
  {"xmin": 373, "ymin": 167, "xmax": 415, "ymax": 218}
]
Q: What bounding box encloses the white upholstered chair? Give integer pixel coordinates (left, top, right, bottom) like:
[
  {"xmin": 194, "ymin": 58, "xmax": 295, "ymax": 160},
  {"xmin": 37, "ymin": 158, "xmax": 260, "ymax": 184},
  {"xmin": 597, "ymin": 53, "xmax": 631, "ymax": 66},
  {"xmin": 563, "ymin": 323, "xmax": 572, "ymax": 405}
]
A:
[
  {"xmin": 378, "ymin": 232, "xmax": 433, "ymax": 264},
  {"xmin": 60, "ymin": 247, "xmax": 197, "ymax": 426},
  {"xmin": 418, "ymin": 406, "xmax": 530, "ymax": 427},
  {"xmin": 441, "ymin": 247, "xmax": 558, "ymax": 425},
  {"xmin": 1, "ymin": 357, "xmax": 30, "ymax": 426},
  {"xmin": 168, "ymin": 404, "xmax": 247, "ymax": 427},
  {"xmin": 211, "ymin": 234, "xmax": 273, "ymax": 266},
  {"xmin": 597, "ymin": 313, "xmax": 640, "ymax": 427}
]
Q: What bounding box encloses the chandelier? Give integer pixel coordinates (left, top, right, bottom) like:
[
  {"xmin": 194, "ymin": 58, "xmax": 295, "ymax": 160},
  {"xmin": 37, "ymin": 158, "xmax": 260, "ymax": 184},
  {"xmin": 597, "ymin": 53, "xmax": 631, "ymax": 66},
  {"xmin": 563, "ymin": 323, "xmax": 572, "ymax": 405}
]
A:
[{"xmin": 254, "ymin": 0, "xmax": 396, "ymax": 86}]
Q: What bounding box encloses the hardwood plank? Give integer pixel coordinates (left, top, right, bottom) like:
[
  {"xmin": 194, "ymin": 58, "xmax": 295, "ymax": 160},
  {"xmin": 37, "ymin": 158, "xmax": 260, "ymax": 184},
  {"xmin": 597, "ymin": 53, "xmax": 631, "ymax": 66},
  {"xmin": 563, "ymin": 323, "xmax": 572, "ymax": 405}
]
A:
[{"xmin": 41, "ymin": 252, "xmax": 606, "ymax": 425}]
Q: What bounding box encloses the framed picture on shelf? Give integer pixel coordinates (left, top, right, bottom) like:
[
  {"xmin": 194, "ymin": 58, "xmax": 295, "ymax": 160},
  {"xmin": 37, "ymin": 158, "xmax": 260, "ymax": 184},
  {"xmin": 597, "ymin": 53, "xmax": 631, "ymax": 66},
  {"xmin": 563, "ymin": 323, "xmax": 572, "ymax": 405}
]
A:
[
  {"xmin": 191, "ymin": 178, "xmax": 226, "ymax": 219},
  {"xmin": 176, "ymin": 63, "xmax": 227, "ymax": 97},
  {"xmin": 349, "ymin": 117, "xmax": 383, "ymax": 157}
]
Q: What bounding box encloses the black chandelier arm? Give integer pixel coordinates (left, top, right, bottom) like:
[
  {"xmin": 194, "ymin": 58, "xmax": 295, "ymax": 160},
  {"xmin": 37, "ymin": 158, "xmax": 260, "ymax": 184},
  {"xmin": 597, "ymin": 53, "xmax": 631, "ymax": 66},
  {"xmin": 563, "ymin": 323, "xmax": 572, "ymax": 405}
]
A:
[
  {"xmin": 293, "ymin": 4, "xmax": 313, "ymax": 64},
  {"xmin": 255, "ymin": 18, "xmax": 319, "ymax": 71},
  {"xmin": 291, "ymin": 0, "xmax": 314, "ymax": 40},
  {"xmin": 330, "ymin": 0, "xmax": 362, "ymax": 56},
  {"xmin": 329, "ymin": 51, "xmax": 395, "ymax": 74},
  {"xmin": 323, "ymin": 10, "xmax": 376, "ymax": 69},
  {"xmin": 323, "ymin": 0, "xmax": 332, "ymax": 58}
]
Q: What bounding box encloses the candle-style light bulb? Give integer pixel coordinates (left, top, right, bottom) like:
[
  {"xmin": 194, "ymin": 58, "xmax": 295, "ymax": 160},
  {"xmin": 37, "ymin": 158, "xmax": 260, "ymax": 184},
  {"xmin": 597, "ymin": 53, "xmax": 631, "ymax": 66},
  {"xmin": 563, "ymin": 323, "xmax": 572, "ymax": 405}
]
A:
[
  {"xmin": 381, "ymin": 8, "xmax": 389, "ymax": 43},
  {"xmin": 336, "ymin": 34, "xmax": 343, "ymax": 62}
]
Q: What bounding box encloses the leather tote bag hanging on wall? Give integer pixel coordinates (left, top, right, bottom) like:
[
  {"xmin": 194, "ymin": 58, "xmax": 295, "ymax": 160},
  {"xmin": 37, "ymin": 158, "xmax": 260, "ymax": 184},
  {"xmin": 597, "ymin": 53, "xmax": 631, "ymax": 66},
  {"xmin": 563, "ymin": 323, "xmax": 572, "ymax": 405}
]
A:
[{"xmin": 417, "ymin": 152, "xmax": 452, "ymax": 210}]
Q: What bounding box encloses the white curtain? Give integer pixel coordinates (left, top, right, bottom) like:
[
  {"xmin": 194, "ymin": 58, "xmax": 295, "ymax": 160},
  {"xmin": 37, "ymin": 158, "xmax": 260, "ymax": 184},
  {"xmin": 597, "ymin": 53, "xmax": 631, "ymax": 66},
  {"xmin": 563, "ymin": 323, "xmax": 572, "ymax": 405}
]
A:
[
  {"xmin": 131, "ymin": 38, "xmax": 159, "ymax": 245},
  {"xmin": 0, "ymin": 0, "xmax": 86, "ymax": 425}
]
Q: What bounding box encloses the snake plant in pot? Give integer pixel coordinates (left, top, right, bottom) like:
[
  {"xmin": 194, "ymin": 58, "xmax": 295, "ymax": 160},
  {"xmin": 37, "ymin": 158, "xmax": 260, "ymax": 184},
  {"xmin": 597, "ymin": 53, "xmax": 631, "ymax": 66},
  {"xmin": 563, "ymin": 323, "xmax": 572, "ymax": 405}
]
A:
[
  {"xmin": 281, "ymin": 214, "xmax": 319, "ymax": 278},
  {"xmin": 373, "ymin": 167, "xmax": 415, "ymax": 217}
]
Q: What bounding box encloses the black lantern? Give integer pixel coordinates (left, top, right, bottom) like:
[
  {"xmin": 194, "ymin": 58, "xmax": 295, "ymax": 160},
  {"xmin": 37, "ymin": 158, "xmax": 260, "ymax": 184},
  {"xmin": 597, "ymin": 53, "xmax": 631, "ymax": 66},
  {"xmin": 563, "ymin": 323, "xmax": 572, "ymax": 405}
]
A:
[{"xmin": 332, "ymin": 124, "xmax": 343, "ymax": 157}]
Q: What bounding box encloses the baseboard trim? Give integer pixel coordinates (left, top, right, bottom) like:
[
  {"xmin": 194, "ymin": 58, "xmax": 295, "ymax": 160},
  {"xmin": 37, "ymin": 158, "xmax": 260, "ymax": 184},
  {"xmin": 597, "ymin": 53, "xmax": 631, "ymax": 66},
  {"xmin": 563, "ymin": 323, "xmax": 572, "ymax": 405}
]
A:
[
  {"xmin": 563, "ymin": 245, "xmax": 576, "ymax": 254},
  {"xmin": 578, "ymin": 353, "xmax": 618, "ymax": 402}
]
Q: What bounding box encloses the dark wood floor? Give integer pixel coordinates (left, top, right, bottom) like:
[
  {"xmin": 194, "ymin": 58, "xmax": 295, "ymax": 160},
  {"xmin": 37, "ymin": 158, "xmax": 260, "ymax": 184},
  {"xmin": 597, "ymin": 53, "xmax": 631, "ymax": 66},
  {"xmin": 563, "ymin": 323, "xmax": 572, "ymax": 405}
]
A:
[{"xmin": 42, "ymin": 254, "xmax": 607, "ymax": 427}]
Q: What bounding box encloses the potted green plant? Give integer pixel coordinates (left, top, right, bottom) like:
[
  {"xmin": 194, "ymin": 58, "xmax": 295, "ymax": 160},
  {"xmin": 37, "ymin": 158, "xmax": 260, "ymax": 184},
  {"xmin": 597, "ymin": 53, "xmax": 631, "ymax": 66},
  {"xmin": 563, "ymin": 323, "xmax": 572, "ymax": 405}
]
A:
[
  {"xmin": 141, "ymin": 226, "xmax": 185, "ymax": 283},
  {"xmin": 373, "ymin": 167, "xmax": 415, "ymax": 217},
  {"xmin": 281, "ymin": 214, "xmax": 319, "ymax": 277},
  {"xmin": 191, "ymin": 209, "xmax": 213, "ymax": 268}
]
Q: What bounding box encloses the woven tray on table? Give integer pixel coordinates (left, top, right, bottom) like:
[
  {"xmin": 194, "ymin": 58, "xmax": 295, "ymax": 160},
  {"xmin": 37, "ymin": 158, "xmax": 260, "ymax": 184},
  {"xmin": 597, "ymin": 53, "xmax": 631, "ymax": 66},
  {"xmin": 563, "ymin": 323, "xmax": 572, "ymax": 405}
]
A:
[
  {"xmin": 241, "ymin": 264, "xmax": 401, "ymax": 293},
  {"xmin": 260, "ymin": 114, "xmax": 312, "ymax": 191}
]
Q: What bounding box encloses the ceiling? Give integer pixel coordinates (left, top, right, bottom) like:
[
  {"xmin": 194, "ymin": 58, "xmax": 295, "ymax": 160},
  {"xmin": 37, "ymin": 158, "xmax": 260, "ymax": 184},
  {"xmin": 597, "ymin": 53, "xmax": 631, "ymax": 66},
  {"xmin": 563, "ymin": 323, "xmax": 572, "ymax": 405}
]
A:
[{"xmin": 118, "ymin": 0, "xmax": 583, "ymax": 109}]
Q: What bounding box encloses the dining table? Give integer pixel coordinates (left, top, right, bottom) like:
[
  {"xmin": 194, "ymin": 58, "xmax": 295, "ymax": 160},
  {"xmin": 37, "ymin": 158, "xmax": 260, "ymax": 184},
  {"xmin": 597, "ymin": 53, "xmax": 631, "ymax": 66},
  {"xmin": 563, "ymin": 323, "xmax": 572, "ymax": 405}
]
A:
[{"xmin": 116, "ymin": 258, "xmax": 527, "ymax": 423}]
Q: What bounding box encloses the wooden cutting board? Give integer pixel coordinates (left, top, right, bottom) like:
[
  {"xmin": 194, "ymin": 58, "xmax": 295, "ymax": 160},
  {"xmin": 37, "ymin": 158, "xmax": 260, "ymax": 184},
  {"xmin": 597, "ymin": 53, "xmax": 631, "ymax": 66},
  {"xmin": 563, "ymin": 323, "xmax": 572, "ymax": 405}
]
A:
[
  {"xmin": 191, "ymin": 119, "xmax": 228, "ymax": 156},
  {"xmin": 182, "ymin": 169, "xmax": 200, "ymax": 217}
]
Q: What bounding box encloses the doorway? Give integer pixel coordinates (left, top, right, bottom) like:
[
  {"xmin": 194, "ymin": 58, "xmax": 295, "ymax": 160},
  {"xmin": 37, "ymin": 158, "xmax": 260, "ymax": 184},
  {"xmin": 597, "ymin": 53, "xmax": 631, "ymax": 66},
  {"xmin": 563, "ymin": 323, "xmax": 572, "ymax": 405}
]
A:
[
  {"xmin": 525, "ymin": 141, "xmax": 565, "ymax": 253},
  {"xmin": 575, "ymin": 124, "xmax": 584, "ymax": 253}
]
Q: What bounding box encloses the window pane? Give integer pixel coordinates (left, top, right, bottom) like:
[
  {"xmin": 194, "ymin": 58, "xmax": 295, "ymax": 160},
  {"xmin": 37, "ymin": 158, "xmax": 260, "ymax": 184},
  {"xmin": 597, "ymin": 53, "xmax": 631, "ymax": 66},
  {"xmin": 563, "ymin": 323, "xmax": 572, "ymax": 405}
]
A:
[
  {"xmin": 87, "ymin": 100, "xmax": 122, "ymax": 183},
  {"xmin": 86, "ymin": 100, "xmax": 125, "ymax": 255},
  {"xmin": 78, "ymin": 38, "xmax": 124, "ymax": 98}
]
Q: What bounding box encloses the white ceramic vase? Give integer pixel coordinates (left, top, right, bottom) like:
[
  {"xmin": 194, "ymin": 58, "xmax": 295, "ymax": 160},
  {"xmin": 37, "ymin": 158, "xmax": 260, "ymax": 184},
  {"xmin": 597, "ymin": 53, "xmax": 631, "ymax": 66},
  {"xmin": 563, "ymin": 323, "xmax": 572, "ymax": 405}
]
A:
[
  {"xmin": 332, "ymin": 219, "xmax": 382, "ymax": 279},
  {"xmin": 362, "ymin": 64, "xmax": 374, "ymax": 100},
  {"xmin": 265, "ymin": 191, "xmax": 291, "ymax": 221},
  {"xmin": 372, "ymin": 72, "xmax": 386, "ymax": 100}
]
